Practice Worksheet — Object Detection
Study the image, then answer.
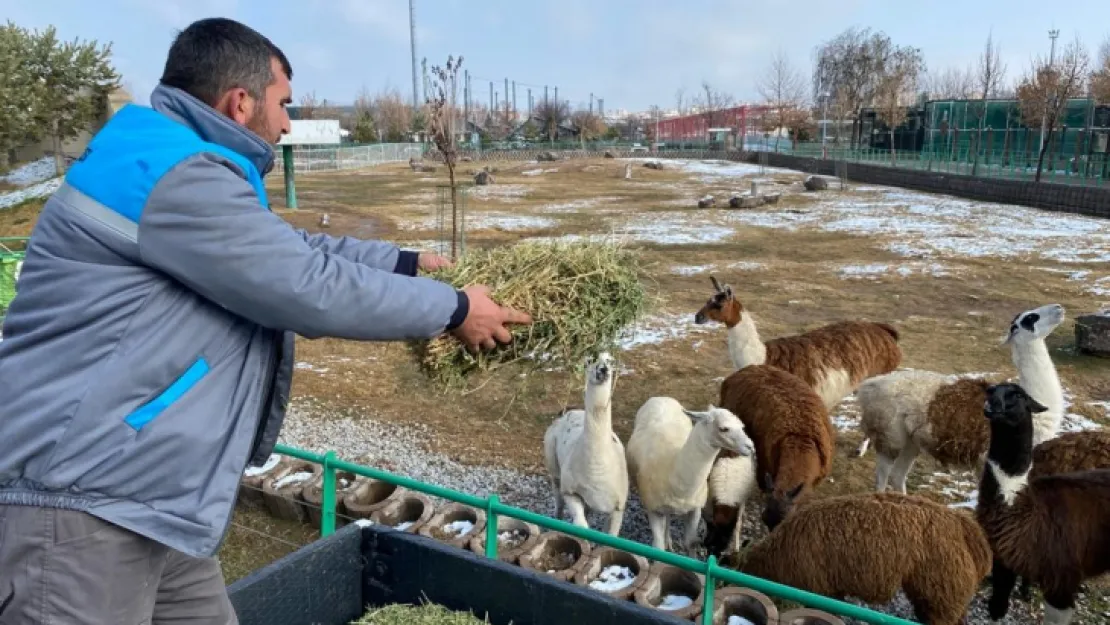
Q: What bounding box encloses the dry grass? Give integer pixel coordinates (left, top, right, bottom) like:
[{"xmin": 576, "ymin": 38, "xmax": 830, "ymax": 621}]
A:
[
  {"xmin": 351, "ymin": 601, "xmax": 494, "ymax": 625},
  {"xmin": 0, "ymin": 197, "xmax": 46, "ymax": 236}
]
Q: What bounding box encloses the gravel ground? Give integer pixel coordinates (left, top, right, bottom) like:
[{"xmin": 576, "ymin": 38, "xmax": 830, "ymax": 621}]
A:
[{"xmin": 275, "ymin": 402, "xmax": 1093, "ymax": 625}]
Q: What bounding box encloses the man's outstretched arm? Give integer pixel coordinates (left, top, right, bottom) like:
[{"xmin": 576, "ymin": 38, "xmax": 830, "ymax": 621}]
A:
[
  {"xmin": 294, "ymin": 229, "xmax": 423, "ymax": 276},
  {"xmin": 137, "ymin": 153, "xmax": 468, "ymax": 340}
]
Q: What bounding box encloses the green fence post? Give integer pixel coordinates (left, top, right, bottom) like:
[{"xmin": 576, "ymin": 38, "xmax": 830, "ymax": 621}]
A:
[
  {"xmin": 321, "ymin": 450, "xmax": 337, "ymax": 537},
  {"xmin": 484, "ymin": 494, "xmax": 500, "ymax": 559},
  {"xmin": 701, "ymin": 555, "xmax": 717, "ymax": 625},
  {"xmin": 282, "ymin": 144, "xmax": 297, "ymax": 210}
]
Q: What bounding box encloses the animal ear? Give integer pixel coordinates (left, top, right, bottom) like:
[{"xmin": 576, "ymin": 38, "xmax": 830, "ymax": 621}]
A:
[
  {"xmin": 787, "ymin": 483, "xmax": 804, "ymax": 500},
  {"xmin": 1025, "ymin": 394, "xmax": 1049, "ymax": 414},
  {"xmin": 724, "ymin": 285, "xmax": 733, "ymax": 298},
  {"xmin": 683, "ymin": 408, "xmax": 708, "ymax": 423},
  {"xmin": 710, "ymin": 275, "xmax": 723, "ymax": 293}
]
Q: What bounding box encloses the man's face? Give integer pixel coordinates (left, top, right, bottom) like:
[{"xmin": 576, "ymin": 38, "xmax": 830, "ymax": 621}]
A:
[{"xmin": 244, "ymin": 57, "xmax": 292, "ymax": 145}]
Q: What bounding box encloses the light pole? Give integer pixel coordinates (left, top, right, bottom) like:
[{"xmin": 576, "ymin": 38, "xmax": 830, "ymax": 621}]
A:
[{"xmin": 1038, "ymin": 28, "xmax": 1060, "ymax": 154}]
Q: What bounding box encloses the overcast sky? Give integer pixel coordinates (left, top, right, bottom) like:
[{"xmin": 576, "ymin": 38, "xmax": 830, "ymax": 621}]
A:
[{"xmin": 3, "ymin": 0, "xmax": 1108, "ymax": 113}]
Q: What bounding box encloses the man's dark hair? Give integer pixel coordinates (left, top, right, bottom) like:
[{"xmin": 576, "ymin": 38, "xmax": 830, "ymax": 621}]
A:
[{"xmin": 160, "ymin": 17, "xmax": 293, "ymax": 106}]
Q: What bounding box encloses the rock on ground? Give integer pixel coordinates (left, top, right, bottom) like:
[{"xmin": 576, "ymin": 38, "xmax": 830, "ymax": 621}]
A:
[{"xmin": 1075, "ymin": 313, "xmax": 1110, "ymax": 357}]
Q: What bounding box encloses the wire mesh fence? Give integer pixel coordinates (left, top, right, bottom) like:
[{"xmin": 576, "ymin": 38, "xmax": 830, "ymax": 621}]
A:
[
  {"xmin": 0, "ymin": 238, "xmax": 28, "ymax": 322},
  {"xmin": 288, "ymin": 143, "xmax": 427, "ymax": 173}
]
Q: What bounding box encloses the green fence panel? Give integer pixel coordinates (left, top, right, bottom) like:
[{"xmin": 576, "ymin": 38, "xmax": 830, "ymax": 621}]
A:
[{"xmin": 272, "ymin": 443, "xmax": 921, "ymax": 625}]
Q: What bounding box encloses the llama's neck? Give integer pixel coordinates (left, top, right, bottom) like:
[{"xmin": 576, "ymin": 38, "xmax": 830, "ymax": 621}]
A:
[
  {"xmin": 981, "ymin": 422, "xmax": 1033, "ymax": 508},
  {"xmin": 582, "ymin": 384, "xmax": 614, "ymax": 450},
  {"xmin": 727, "ymin": 314, "xmax": 767, "ymax": 369},
  {"xmin": 1012, "ymin": 339, "xmax": 1064, "ymax": 445},
  {"xmin": 668, "ymin": 424, "xmax": 720, "ymax": 496}
]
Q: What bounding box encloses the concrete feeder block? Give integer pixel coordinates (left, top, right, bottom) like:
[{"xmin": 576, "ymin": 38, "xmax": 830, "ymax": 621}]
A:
[
  {"xmin": 573, "ymin": 546, "xmax": 650, "ymax": 601},
  {"xmin": 261, "ymin": 461, "xmax": 321, "ymax": 523},
  {"xmin": 713, "ymin": 586, "xmax": 779, "ymax": 625},
  {"xmin": 468, "ymin": 516, "xmax": 541, "ymax": 564},
  {"xmin": 633, "ymin": 562, "xmax": 705, "ymax": 620},
  {"xmin": 519, "ymin": 532, "xmax": 591, "ymax": 582},
  {"xmin": 369, "ymin": 492, "xmax": 435, "ymax": 534},
  {"xmin": 302, "ymin": 470, "xmax": 363, "ymax": 528},
  {"xmin": 418, "ymin": 502, "xmax": 487, "ymax": 548},
  {"xmin": 777, "ymin": 608, "xmax": 844, "ymax": 625},
  {"xmin": 239, "ymin": 453, "xmax": 289, "ymax": 509},
  {"xmin": 342, "ymin": 478, "xmax": 405, "ymax": 523}
]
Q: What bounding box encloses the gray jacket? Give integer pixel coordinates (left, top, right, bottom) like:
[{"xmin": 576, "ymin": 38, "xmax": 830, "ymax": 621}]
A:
[{"xmin": 0, "ymin": 84, "xmax": 468, "ymax": 558}]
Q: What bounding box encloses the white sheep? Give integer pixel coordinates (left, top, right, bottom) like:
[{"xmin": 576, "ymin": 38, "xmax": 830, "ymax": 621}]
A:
[
  {"xmin": 543, "ymin": 352, "xmax": 628, "ymax": 535},
  {"xmin": 859, "ymin": 304, "xmax": 1067, "ymax": 494},
  {"xmin": 625, "ymin": 397, "xmax": 754, "ymax": 553}
]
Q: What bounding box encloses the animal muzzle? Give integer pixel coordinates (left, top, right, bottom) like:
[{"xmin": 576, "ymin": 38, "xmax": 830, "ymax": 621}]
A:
[{"xmin": 694, "ymin": 311, "xmax": 707, "ymax": 324}]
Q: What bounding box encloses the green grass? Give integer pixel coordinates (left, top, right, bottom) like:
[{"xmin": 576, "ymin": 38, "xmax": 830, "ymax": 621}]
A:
[{"xmin": 351, "ymin": 601, "xmax": 497, "ymax": 625}]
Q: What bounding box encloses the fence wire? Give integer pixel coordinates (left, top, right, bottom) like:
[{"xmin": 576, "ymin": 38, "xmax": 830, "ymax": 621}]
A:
[{"xmin": 288, "ymin": 143, "xmax": 426, "ymax": 173}]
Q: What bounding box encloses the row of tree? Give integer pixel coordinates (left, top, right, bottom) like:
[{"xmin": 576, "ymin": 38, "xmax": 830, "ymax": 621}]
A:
[{"xmin": 0, "ymin": 21, "xmax": 120, "ymax": 170}]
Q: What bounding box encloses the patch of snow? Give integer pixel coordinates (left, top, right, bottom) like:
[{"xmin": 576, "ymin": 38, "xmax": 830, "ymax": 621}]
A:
[
  {"xmin": 538, "ymin": 196, "xmax": 624, "ymax": 213},
  {"xmin": 394, "ymin": 521, "xmax": 414, "ymax": 531},
  {"xmin": 617, "ymin": 312, "xmax": 713, "ymax": 351},
  {"xmin": 671, "ymin": 264, "xmax": 716, "ymax": 276},
  {"xmin": 627, "ymin": 157, "xmax": 786, "ymax": 182},
  {"xmin": 622, "ymin": 213, "xmax": 736, "ymax": 245},
  {"xmin": 589, "ymin": 565, "xmax": 636, "ymax": 592},
  {"xmin": 468, "ymin": 214, "xmax": 557, "ymax": 231},
  {"xmin": 836, "ymin": 262, "xmax": 954, "ymax": 280},
  {"xmin": 520, "ymin": 168, "xmax": 558, "ymax": 176},
  {"xmin": 354, "ymin": 519, "xmax": 375, "ymax": 527},
  {"xmin": 657, "ymin": 594, "xmax": 694, "ymax": 611},
  {"xmin": 0, "ymin": 177, "xmax": 62, "ymax": 210},
  {"xmin": 244, "ymin": 454, "xmax": 282, "ymax": 477},
  {"xmin": 273, "ymin": 471, "xmax": 314, "ymax": 489},
  {"xmin": 1, "ymin": 157, "xmax": 57, "ymax": 187},
  {"xmin": 468, "ymin": 184, "xmax": 531, "ymax": 201},
  {"xmin": 729, "ymin": 616, "xmax": 757, "ymax": 625},
  {"xmin": 443, "ymin": 520, "xmax": 475, "ymax": 536},
  {"xmin": 295, "ymin": 362, "xmax": 329, "ymax": 374}
]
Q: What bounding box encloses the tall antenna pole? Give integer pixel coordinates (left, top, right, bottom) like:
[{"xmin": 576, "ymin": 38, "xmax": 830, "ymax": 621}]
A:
[
  {"xmin": 408, "ymin": 0, "xmax": 418, "ymax": 109},
  {"xmin": 528, "ymin": 88, "xmax": 532, "ymax": 119},
  {"xmin": 512, "ymin": 81, "xmax": 517, "ymax": 117}
]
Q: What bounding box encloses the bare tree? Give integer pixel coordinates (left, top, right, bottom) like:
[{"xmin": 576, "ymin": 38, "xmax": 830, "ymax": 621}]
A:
[
  {"xmin": 970, "ymin": 31, "xmax": 1008, "ymax": 174},
  {"xmin": 694, "ymin": 81, "xmax": 736, "ymax": 129},
  {"xmin": 1092, "ymin": 35, "xmax": 1110, "ymax": 103},
  {"xmin": 1015, "ymin": 35, "xmax": 1090, "ymax": 181},
  {"xmin": 297, "ymin": 91, "xmax": 319, "ymax": 120},
  {"xmin": 533, "ymin": 98, "xmax": 569, "ymax": 142},
  {"xmin": 813, "ymin": 26, "xmax": 888, "ymax": 148},
  {"xmin": 569, "ymin": 108, "xmax": 606, "ymax": 147},
  {"xmin": 757, "ymin": 48, "xmax": 808, "ymax": 150},
  {"xmin": 872, "ymin": 42, "xmax": 925, "ymax": 162},
  {"xmin": 374, "ymin": 88, "xmax": 414, "ymax": 142},
  {"xmin": 426, "ymin": 55, "xmax": 463, "ymax": 259},
  {"xmin": 925, "ymin": 65, "xmax": 976, "ymax": 99},
  {"xmin": 675, "ymin": 87, "xmax": 687, "ymax": 115}
]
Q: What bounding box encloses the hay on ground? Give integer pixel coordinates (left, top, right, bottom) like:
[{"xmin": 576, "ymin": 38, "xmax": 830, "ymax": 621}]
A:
[
  {"xmin": 351, "ymin": 601, "xmax": 491, "ymax": 624},
  {"xmin": 410, "ymin": 239, "xmax": 648, "ymax": 388}
]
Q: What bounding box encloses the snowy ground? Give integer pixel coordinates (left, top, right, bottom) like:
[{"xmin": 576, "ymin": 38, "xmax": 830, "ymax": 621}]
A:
[{"xmin": 0, "ymin": 156, "xmax": 61, "ymax": 210}]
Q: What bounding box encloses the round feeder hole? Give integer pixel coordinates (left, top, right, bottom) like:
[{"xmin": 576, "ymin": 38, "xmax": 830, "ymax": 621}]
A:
[
  {"xmin": 261, "ymin": 461, "xmax": 320, "ymax": 523},
  {"xmin": 634, "ymin": 563, "xmax": 704, "ymax": 621},
  {"xmin": 714, "ymin": 586, "xmax": 779, "ymax": 625},
  {"xmin": 370, "ymin": 493, "xmax": 434, "ymax": 533},
  {"xmin": 574, "ymin": 547, "xmax": 649, "ymax": 601},
  {"xmin": 777, "ymin": 608, "xmax": 844, "ymax": 625},
  {"xmin": 519, "ymin": 532, "xmax": 591, "ymax": 582},
  {"xmin": 418, "ymin": 503, "xmax": 487, "ymax": 548},
  {"xmin": 468, "ymin": 517, "xmax": 540, "ymax": 564},
  {"xmin": 343, "ymin": 479, "xmax": 403, "ymax": 523}
]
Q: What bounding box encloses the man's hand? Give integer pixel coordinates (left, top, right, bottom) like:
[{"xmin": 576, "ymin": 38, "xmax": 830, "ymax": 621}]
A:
[
  {"xmin": 451, "ymin": 285, "xmax": 532, "ymax": 352},
  {"xmin": 418, "ymin": 252, "xmax": 454, "ymax": 272}
]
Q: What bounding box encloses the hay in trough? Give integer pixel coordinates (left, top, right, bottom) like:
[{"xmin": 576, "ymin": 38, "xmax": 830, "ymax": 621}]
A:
[{"xmin": 410, "ymin": 239, "xmax": 648, "ymax": 388}]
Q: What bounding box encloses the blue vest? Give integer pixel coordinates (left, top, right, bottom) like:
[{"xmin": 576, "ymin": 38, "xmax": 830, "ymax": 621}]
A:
[{"xmin": 65, "ymin": 103, "xmax": 269, "ymax": 223}]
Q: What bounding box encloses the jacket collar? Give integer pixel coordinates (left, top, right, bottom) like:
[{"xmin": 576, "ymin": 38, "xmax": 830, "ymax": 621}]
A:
[{"xmin": 148, "ymin": 83, "xmax": 276, "ymax": 177}]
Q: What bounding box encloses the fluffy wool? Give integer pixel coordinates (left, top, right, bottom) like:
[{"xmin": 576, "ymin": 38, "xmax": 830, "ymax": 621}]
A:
[
  {"xmin": 694, "ymin": 276, "xmax": 901, "ymax": 411},
  {"xmin": 702, "ymin": 452, "xmax": 758, "ymax": 557},
  {"xmin": 625, "ymin": 397, "xmax": 754, "ymax": 553},
  {"xmin": 739, "ymin": 492, "xmax": 991, "ymax": 625},
  {"xmin": 977, "ymin": 383, "xmax": 1110, "ymax": 624},
  {"xmin": 717, "ymin": 364, "xmax": 834, "ymax": 530},
  {"xmin": 858, "ymin": 304, "xmax": 1067, "ymax": 495},
  {"xmin": 543, "ymin": 353, "xmax": 629, "ymax": 535}
]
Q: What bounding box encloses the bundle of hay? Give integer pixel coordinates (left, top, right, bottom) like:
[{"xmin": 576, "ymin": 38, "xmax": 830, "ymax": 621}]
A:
[{"xmin": 411, "ymin": 239, "xmax": 648, "ymax": 388}]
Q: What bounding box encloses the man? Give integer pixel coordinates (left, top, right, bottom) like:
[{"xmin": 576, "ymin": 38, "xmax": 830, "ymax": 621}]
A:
[{"xmin": 0, "ymin": 17, "xmax": 530, "ymax": 625}]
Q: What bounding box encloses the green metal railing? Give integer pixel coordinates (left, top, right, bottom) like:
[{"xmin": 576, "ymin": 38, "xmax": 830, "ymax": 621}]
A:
[{"xmin": 272, "ymin": 444, "xmax": 919, "ymax": 625}]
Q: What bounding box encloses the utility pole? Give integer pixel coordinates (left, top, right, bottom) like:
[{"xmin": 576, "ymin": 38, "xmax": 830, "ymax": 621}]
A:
[
  {"xmin": 408, "ymin": 0, "xmax": 418, "ymax": 110},
  {"xmin": 489, "ymin": 81, "xmax": 494, "ymax": 114},
  {"xmin": 504, "ymin": 78, "xmax": 509, "ymax": 117},
  {"xmin": 544, "ymin": 85, "xmax": 549, "ymax": 105},
  {"xmin": 421, "ymin": 57, "xmax": 428, "ymax": 104},
  {"xmin": 554, "ymin": 86, "xmax": 559, "ymax": 107},
  {"xmin": 512, "ymin": 81, "xmax": 517, "ymax": 117},
  {"xmin": 598, "ymin": 98, "xmax": 604, "ymax": 119},
  {"xmin": 1038, "ymin": 28, "xmax": 1060, "ymax": 154},
  {"xmin": 528, "ymin": 88, "xmax": 532, "ymax": 119},
  {"xmin": 590, "ymin": 93, "xmax": 594, "ymax": 114},
  {"xmin": 463, "ymin": 69, "xmax": 469, "ymax": 140}
]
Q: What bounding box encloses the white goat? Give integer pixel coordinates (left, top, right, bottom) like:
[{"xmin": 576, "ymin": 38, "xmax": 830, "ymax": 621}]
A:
[
  {"xmin": 626, "ymin": 398, "xmax": 754, "ymax": 553},
  {"xmin": 543, "ymin": 352, "xmax": 628, "ymax": 535}
]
